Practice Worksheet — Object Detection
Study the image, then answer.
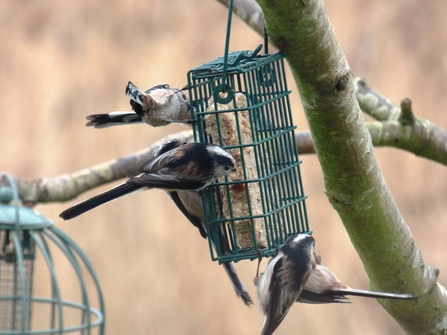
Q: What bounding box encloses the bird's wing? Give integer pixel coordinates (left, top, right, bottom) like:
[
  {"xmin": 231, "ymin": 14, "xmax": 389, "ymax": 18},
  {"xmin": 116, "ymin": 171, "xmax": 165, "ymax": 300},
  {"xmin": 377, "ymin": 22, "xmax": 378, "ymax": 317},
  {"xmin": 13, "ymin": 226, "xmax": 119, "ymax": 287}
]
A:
[
  {"xmin": 261, "ymin": 255, "xmax": 313, "ymax": 335},
  {"xmin": 154, "ymin": 140, "xmax": 185, "ymax": 157},
  {"xmin": 222, "ymin": 261, "xmax": 253, "ymax": 306},
  {"xmin": 127, "ymin": 149, "xmax": 178, "ymax": 179},
  {"xmin": 144, "ymin": 84, "xmax": 171, "ymax": 94},
  {"xmin": 261, "ymin": 257, "xmax": 295, "ymax": 335},
  {"xmin": 169, "ymin": 191, "xmax": 207, "ymax": 238},
  {"xmin": 169, "ymin": 190, "xmax": 253, "ymax": 305},
  {"xmin": 169, "ymin": 189, "xmax": 253, "ymax": 305},
  {"xmin": 128, "ymin": 140, "xmax": 185, "ymax": 179},
  {"xmin": 127, "ymin": 172, "xmax": 202, "ymax": 190},
  {"xmin": 126, "ymin": 82, "xmax": 171, "ymax": 104},
  {"xmin": 297, "ymin": 289, "xmax": 351, "ymax": 304},
  {"xmin": 141, "ymin": 149, "xmax": 179, "ymax": 174}
]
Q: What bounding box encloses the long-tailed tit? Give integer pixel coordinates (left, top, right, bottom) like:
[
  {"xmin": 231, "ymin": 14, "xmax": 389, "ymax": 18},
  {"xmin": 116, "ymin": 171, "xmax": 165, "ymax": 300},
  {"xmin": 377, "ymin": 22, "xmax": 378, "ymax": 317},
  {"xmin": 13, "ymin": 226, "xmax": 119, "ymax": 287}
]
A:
[
  {"xmin": 154, "ymin": 140, "xmax": 253, "ymax": 306},
  {"xmin": 86, "ymin": 82, "xmax": 193, "ymax": 128},
  {"xmin": 297, "ymin": 252, "xmax": 414, "ymax": 304},
  {"xmin": 59, "ymin": 142, "xmax": 235, "ymax": 220},
  {"xmin": 254, "ymin": 235, "xmax": 414, "ymax": 335},
  {"xmin": 254, "ymin": 233, "xmax": 315, "ymax": 335}
]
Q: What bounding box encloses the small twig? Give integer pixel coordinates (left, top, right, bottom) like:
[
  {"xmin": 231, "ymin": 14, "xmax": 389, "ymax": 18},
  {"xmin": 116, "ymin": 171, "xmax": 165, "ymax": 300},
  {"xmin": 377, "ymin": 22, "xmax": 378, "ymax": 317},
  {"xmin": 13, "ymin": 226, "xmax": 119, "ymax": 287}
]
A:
[{"xmin": 399, "ymin": 98, "xmax": 415, "ymax": 126}]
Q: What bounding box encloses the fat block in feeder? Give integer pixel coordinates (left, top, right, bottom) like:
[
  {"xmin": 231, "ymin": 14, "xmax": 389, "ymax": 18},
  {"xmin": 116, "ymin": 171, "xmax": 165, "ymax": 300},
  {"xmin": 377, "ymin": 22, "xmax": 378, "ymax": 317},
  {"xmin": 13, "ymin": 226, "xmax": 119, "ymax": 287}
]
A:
[
  {"xmin": 188, "ymin": 45, "xmax": 310, "ymax": 263},
  {"xmin": 205, "ymin": 92, "xmax": 267, "ymax": 249}
]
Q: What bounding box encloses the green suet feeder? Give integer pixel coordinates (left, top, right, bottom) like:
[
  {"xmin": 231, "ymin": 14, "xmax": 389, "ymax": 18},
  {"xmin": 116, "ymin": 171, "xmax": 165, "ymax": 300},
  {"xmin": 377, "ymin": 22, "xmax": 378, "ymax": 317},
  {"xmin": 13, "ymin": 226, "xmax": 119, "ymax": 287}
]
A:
[
  {"xmin": 0, "ymin": 173, "xmax": 105, "ymax": 334},
  {"xmin": 187, "ymin": 45, "xmax": 310, "ymax": 263}
]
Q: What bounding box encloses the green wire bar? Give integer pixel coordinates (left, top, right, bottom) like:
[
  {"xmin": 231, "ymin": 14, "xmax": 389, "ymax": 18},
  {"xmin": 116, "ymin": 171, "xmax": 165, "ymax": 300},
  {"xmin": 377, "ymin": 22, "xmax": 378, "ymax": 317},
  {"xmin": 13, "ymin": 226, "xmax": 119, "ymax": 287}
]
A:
[
  {"xmin": 187, "ymin": 45, "xmax": 310, "ymax": 264},
  {"xmin": 0, "ymin": 173, "xmax": 105, "ymax": 334}
]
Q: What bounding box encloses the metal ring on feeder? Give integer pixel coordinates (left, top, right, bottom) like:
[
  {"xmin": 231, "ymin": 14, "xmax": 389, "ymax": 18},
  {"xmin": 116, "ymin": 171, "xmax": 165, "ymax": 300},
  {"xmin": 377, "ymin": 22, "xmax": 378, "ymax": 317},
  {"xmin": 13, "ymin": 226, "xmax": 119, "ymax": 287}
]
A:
[{"xmin": 213, "ymin": 84, "xmax": 234, "ymax": 104}]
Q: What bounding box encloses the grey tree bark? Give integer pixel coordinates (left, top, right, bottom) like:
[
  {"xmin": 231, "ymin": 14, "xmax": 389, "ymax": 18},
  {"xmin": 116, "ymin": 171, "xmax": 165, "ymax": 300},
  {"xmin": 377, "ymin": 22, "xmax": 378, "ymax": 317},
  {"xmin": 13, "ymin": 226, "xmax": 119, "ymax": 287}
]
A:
[{"xmin": 251, "ymin": 0, "xmax": 447, "ymax": 333}]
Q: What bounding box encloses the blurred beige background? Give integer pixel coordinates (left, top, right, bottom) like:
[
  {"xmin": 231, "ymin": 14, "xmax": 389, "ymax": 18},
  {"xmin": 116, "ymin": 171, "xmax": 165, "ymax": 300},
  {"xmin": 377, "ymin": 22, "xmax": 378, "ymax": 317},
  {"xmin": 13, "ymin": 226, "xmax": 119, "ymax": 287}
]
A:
[{"xmin": 1, "ymin": 0, "xmax": 446, "ymax": 334}]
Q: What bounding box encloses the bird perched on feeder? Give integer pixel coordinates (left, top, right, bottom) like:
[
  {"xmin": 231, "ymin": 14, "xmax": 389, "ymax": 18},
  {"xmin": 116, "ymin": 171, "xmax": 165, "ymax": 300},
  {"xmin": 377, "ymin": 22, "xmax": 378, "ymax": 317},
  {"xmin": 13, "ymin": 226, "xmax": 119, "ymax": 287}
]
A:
[
  {"xmin": 86, "ymin": 82, "xmax": 193, "ymax": 128},
  {"xmin": 150, "ymin": 139, "xmax": 253, "ymax": 306},
  {"xmin": 254, "ymin": 233, "xmax": 414, "ymax": 335},
  {"xmin": 59, "ymin": 142, "xmax": 235, "ymax": 220},
  {"xmin": 254, "ymin": 233, "xmax": 315, "ymax": 335}
]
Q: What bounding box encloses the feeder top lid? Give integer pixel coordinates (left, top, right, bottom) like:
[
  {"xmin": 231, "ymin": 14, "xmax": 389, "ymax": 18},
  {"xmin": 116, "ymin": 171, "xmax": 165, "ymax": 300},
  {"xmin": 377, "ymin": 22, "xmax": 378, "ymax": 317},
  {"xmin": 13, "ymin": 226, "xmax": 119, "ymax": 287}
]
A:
[
  {"xmin": 189, "ymin": 44, "xmax": 285, "ymax": 77},
  {"xmin": 0, "ymin": 184, "xmax": 53, "ymax": 230},
  {"xmin": 0, "ymin": 202, "xmax": 53, "ymax": 230}
]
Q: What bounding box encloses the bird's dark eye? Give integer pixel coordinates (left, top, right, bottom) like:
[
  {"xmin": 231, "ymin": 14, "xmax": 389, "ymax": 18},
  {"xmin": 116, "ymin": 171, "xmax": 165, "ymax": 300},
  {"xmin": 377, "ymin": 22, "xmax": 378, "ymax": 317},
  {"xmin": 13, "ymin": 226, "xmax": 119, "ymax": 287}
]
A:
[{"xmin": 224, "ymin": 166, "xmax": 230, "ymax": 171}]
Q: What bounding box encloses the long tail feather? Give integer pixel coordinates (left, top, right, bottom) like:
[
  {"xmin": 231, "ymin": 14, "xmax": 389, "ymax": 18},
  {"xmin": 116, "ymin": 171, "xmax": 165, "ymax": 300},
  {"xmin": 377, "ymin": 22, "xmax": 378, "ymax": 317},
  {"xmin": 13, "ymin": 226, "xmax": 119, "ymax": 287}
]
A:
[
  {"xmin": 207, "ymin": 218, "xmax": 253, "ymax": 305},
  {"xmin": 60, "ymin": 183, "xmax": 141, "ymax": 220},
  {"xmin": 86, "ymin": 112, "xmax": 143, "ymax": 128},
  {"xmin": 222, "ymin": 261, "xmax": 253, "ymax": 306},
  {"xmin": 334, "ymin": 288, "xmax": 414, "ymax": 300}
]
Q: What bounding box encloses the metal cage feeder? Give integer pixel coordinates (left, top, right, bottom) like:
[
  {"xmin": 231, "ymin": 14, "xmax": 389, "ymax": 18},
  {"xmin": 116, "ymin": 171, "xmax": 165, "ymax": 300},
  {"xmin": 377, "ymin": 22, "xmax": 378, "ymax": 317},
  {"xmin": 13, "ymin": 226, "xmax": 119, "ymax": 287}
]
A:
[
  {"xmin": 0, "ymin": 173, "xmax": 105, "ymax": 334},
  {"xmin": 187, "ymin": 45, "xmax": 310, "ymax": 264}
]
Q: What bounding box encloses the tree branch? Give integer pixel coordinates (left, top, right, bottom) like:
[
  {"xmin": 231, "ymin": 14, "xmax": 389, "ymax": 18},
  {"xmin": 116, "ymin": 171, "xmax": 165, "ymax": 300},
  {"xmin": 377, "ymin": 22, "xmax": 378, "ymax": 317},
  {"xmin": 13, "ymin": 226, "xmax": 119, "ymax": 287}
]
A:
[
  {"xmin": 354, "ymin": 77, "xmax": 401, "ymax": 121},
  {"xmin": 6, "ymin": 114, "xmax": 447, "ymax": 205},
  {"xmin": 253, "ymin": 0, "xmax": 446, "ymax": 333},
  {"xmin": 355, "ymin": 78, "xmax": 447, "ymax": 166}
]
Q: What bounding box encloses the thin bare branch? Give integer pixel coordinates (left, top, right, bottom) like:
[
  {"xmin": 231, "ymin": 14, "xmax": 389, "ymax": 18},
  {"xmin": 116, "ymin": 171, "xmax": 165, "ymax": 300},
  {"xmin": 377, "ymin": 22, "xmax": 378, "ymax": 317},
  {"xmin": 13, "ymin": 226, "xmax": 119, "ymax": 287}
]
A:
[
  {"xmin": 355, "ymin": 79, "xmax": 447, "ymax": 165},
  {"xmin": 7, "ymin": 114, "xmax": 447, "ymax": 205},
  {"xmin": 354, "ymin": 77, "xmax": 401, "ymax": 121}
]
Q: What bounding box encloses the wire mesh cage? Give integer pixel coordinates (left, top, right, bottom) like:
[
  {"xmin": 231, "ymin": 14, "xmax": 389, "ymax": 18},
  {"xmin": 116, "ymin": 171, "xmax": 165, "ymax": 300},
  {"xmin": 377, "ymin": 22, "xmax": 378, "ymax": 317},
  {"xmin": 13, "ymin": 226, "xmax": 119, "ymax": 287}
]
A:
[
  {"xmin": 187, "ymin": 45, "xmax": 310, "ymax": 264},
  {"xmin": 0, "ymin": 173, "xmax": 105, "ymax": 334},
  {"xmin": 0, "ymin": 229, "xmax": 34, "ymax": 332}
]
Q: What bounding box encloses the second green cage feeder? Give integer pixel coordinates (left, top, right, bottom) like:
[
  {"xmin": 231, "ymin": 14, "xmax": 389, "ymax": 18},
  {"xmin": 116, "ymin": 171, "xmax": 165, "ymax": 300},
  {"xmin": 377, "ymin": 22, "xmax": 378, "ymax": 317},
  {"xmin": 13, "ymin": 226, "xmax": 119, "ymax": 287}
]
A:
[{"xmin": 187, "ymin": 45, "xmax": 310, "ymax": 264}]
